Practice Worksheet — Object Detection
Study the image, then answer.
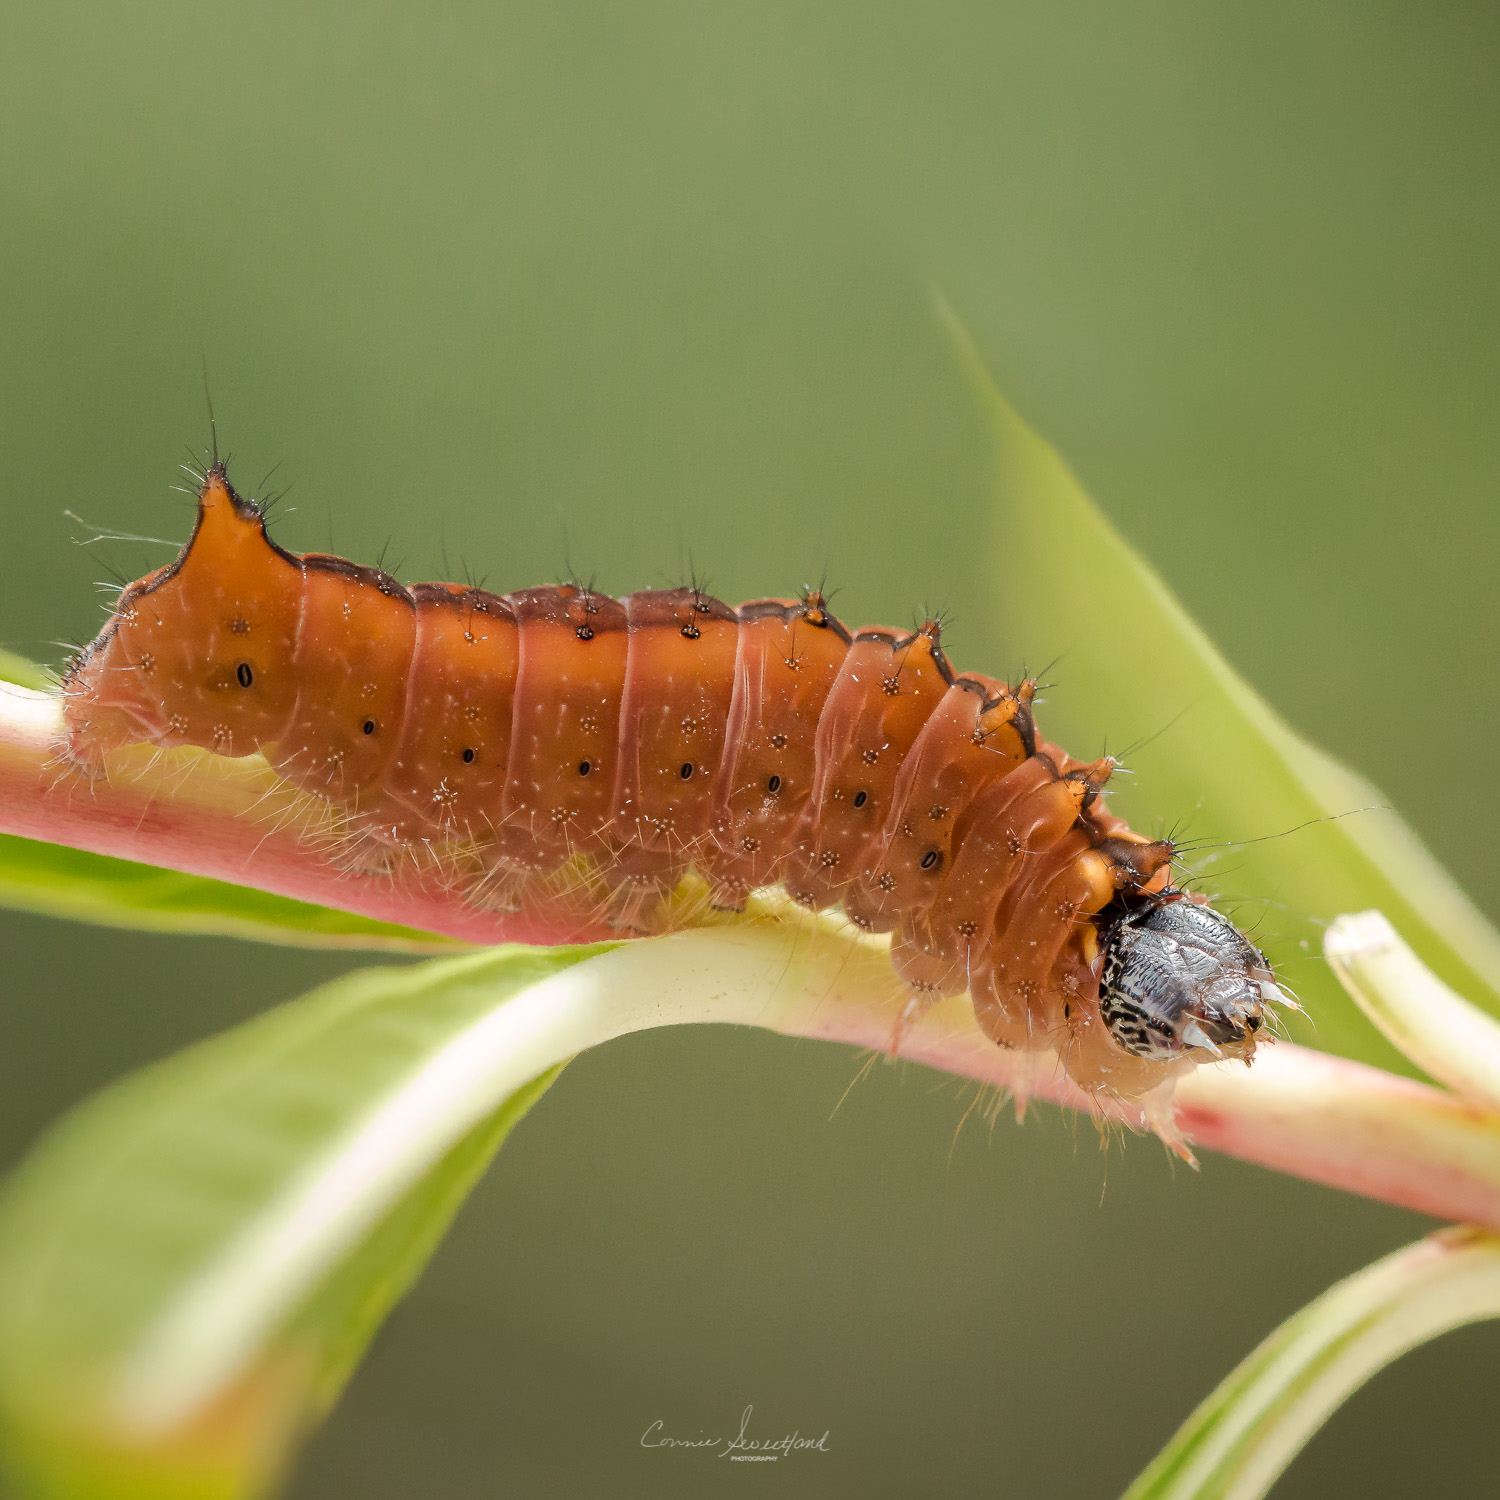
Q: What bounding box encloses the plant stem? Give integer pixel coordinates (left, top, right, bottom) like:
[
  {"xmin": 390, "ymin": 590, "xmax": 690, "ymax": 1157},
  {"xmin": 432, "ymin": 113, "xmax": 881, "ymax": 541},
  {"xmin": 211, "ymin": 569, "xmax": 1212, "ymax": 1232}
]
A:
[
  {"xmin": 1327, "ymin": 910, "xmax": 1500, "ymax": 1110},
  {"xmin": 1122, "ymin": 1226, "xmax": 1500, "ymax": 1500},
  {"xmin": 7, "ymin": 682, "xmax": 1500, "ymax": 1236}
]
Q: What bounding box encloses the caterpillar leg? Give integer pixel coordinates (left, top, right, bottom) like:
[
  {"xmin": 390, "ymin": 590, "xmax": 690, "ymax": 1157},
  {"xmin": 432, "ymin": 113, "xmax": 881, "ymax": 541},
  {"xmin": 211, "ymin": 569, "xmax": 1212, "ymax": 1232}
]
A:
[
  {"xmin": 704, "ymin": 871, "xmax": 751, "ymax": 913},
  {"xmin": 325, "ymin": 821, "xmax": 405, "ymax": 879},
  {"xmin": 591, "ymin": 845, "xmax": 677, "ymax": 932},
  {"xmin": 841, "ymin": 880, "xmax": 900, "ymax": 935},
  {"xmin": 887, "ymin": 981, "xmax": 946, "ymax": 1055},
  {"xmin": 466, "ymin": 820, "xmax": 575, "ymax": 913},
  {"xmin": 466, "ymin": 858, "xmax": 534, "ymax": 913},
  {"xmin": 598, "ymin": 877, "xmax": 672, "ymax": 932},
  {"xmin": 966, "ymin": 973, "xmax": 1033, "ymax": 1052}
]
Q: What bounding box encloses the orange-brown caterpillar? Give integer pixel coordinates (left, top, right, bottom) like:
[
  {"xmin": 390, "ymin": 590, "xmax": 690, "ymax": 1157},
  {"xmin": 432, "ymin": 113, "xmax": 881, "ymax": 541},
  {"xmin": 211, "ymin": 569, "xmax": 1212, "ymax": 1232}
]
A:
[{"xmin": 61, "ymin": 463, "xmax": 1282, "ymax": 1102}]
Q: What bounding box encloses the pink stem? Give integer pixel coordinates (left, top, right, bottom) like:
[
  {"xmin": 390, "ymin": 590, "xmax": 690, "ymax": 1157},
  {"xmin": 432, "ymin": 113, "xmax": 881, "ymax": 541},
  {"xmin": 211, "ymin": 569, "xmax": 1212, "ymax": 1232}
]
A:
[
  {"xmin": 895, "ymin": 1020, "xmax": 1500, "ymax": 1231},
  {"xmin": 6, "ymin": 681, "xmax": 1500, "ymax": 1229}
]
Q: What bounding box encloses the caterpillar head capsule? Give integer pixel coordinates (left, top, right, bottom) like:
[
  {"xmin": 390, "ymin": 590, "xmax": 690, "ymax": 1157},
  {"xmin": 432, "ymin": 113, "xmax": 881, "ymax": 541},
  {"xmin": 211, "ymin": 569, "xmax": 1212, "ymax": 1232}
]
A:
[
  {"xmin": 1098, "ymin": 897, "xmax": 1282, "ymax": 1063},
  {"xmin": 60, "ymin": 466, "xmax": 303, "ymax": 772}
]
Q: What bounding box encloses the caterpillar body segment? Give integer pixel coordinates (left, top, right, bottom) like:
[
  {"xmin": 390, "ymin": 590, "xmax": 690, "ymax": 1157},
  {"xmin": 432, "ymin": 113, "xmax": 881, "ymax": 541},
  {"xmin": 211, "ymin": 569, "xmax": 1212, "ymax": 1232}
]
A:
[{"xmin": 61, "ymin": 464, "xmax": 1284, "ymax": 1103}]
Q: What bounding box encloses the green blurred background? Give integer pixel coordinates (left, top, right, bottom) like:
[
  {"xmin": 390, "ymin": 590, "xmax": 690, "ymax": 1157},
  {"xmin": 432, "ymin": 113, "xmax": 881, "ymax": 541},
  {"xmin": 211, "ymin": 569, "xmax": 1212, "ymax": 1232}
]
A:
[{"xmin": 2, "ymin": 3, "xmax": 1498, "ymax": 1495}]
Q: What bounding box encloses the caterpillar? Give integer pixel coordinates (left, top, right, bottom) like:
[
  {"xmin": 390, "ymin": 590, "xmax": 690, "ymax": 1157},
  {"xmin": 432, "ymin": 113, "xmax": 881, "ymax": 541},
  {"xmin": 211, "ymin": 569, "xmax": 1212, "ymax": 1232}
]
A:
[{"xmin": 60, "ymin": 462, "xmax": 1284, "ymax": 1103}]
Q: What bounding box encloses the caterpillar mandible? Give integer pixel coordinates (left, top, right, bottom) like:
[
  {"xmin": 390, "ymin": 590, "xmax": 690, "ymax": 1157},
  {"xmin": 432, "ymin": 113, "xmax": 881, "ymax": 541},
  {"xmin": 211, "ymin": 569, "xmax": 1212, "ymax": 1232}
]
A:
[{"xmin": 60, "ymin": 461, "xmax": 1285, "ymax": 1103}]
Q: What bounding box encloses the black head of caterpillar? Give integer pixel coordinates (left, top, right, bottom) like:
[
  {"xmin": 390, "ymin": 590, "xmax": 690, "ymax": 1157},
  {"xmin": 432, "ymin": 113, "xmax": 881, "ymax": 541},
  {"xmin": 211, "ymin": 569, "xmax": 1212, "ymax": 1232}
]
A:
[{"xmin": 1096, "ymin": 896, "xmax": 1281, "ymax": 1061}]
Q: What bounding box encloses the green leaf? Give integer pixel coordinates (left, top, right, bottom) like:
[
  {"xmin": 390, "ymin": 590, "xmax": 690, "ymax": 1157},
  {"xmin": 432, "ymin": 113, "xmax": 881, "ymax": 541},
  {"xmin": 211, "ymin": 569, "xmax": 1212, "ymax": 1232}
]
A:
[
  {"xmin": 0, "ymin": 651, "xmax": 52, "ymax": 693},
  {"xmin": 0, "ymin": 942, "xmax": 614, "ymax": 1499},
  {"xmin": 947, "ymin": 307, "xmax": 1500, "ymax": 1074},
  {"xmin": 0, "ymin": 832, "xmax": 463, "ymax": 953},
  {"xmin": 0, "ymin": 910, "xmax": 1030, "ymax": 1498},
  {"xmin": 1122, "ymin": 1226, "xmax": 1500, "ymax": 1500}
]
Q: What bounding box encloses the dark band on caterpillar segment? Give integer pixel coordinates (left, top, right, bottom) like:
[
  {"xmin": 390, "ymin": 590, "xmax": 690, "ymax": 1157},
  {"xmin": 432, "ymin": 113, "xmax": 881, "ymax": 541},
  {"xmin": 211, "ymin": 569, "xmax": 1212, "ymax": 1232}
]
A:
[{"xmin": 61, "ymin": 463, "xmax": 1283, "ymax": 1102}]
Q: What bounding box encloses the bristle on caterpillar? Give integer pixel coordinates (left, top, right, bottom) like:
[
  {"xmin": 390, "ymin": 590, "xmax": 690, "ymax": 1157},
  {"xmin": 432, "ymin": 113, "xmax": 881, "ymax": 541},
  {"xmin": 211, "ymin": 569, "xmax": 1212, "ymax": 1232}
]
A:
[{"xmin": 60, "ymin": 462, "xmax": 1287, "ymax": 1104}]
